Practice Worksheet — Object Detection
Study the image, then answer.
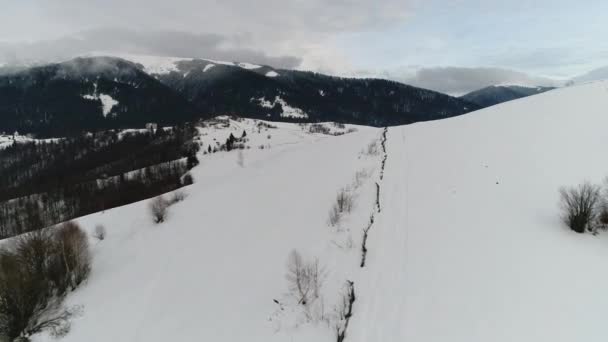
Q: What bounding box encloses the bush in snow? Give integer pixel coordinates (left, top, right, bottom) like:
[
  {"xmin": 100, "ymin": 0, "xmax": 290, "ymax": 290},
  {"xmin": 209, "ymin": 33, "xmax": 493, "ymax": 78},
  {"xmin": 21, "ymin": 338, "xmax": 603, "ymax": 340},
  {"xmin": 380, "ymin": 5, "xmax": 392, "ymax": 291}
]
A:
[
  {"xmin": 150, "ymin": 196, "xmax": 169, "ymax": 223},
  {"xmin": 93, "ymin": 224, "xmax": 106, "ymax": 241},
  {"xmin": 328, "ymin": 188, "xmax": 354, "ymax": 226},
  {"xmin": 285, "ymin": 250, "xmax": 325, "ymax": 306},
  {"xmin": 55, "ymin": 222, "xmax": 91, "ymax": 290},
  {"xmin": 597, "ymin": 204, "xmax": 608, "ymax": 231},
  {"xmin": 169, "ymin": 191, "xmax": 186, "ymax": 204},
  {"xmin": 182, "ymin": 173, "xmax": 194, "ymax": 186},
  {"xmin": 362, "ymin": 140, "xmax": 380, "ymax": 156},
  {"xmin": 559, "ymin": 182, "xmax": 600, "ymax": 233},
  {"xmin": 0, "ymin": 222, "xmax": 90, "ymax": 339},
  {"xmin": 352, "ymin": 169, "xmax": 370, "ymax": 189}
]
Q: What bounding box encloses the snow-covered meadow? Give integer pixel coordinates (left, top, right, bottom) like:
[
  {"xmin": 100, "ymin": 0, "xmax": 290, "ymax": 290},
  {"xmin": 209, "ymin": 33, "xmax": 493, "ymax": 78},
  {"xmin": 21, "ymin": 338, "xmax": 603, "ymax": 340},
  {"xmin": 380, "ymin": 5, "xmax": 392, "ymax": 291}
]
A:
[{"xmin": 33, "ymin": 119, "xmax": 383, "ymax": 342}]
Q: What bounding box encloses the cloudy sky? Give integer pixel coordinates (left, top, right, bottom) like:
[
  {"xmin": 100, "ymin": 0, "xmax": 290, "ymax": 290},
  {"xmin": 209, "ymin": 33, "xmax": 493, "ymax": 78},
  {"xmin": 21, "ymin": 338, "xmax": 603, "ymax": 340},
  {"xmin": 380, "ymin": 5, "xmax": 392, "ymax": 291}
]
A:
[{"xmin": 1, "ymin": 0, "xmax": 607, "ymax": 94}]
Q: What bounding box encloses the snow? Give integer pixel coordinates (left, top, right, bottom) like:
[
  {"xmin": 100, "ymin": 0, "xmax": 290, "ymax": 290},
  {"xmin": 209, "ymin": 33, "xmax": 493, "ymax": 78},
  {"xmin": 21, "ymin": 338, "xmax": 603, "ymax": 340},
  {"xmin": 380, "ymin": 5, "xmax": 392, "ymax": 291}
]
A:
[
  {"xmin": 238, "ymin": 62, "xmax": 262, "ymax": 70},
  {"xmin": 349, "ymin": 80, "xmax": 608, "ymax": 342},
  {"xmin": 32, "ymin": 118, "xmax": 375, "ymax": 342},
  {"xmin": 82, "ymin": 91, "xmax": 119, "ymax": 117},
  {"xmin": 30, "ymin": 80, "xmax": 608, "ymax": 342},
  {"xmin": 105, "ymin": 53, "xmax": 190, "ymax": 74},
  {"xmin": 253, "ymin": 96, "xmax": 309, "ymax": 119},
  {"xmin": 0, "ymin": 134, "xmax": 61, "ymax": 149},
  {"xmin": 86, "ymin": 53, "xmax": 274, "ymax": 74},
  {"xmin": 203, "ymin": 63, "xmax": 215, "ymax": 72}
]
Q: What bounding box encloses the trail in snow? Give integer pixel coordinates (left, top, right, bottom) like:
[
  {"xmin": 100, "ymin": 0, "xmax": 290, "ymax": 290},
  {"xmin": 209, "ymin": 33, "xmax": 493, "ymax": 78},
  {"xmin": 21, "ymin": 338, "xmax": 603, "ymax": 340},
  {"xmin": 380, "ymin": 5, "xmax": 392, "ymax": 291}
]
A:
[
  {"xmin": 360, "ymin": 128, "xmax": 388, "ymax": 268},
  {"xmin": 349, "ymin": 127, "xmax": 410, "ymax": 341}
]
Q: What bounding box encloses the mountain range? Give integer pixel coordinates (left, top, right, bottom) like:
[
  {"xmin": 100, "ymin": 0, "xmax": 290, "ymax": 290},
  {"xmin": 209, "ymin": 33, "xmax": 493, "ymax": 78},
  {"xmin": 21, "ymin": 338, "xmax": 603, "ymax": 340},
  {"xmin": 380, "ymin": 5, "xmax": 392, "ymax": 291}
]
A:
[{"xmin": 0, "ymin": 55, "xmax": 480, "ymax": 136}]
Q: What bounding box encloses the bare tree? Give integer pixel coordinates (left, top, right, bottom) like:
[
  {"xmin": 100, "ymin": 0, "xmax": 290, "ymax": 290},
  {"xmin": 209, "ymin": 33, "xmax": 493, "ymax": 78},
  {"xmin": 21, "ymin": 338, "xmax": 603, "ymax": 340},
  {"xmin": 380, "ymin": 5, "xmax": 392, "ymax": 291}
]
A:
[
  {"xmin": 559, "ymin": 182, "xmax": 600, "ymax": 233},
  {"xmin": 0, "ymin": 222, "xmax": 90, "ymax": 339},
  {"xmin": 285, "ymin": 250, "xmax": 325, "ymax": 306},
  {"xmin": 93, "ymin": 224, "xmax": 106, "ymax": 241},
  {"xmin": 150, "ymin": 196, "xmax": 169, "ymax": 223}
]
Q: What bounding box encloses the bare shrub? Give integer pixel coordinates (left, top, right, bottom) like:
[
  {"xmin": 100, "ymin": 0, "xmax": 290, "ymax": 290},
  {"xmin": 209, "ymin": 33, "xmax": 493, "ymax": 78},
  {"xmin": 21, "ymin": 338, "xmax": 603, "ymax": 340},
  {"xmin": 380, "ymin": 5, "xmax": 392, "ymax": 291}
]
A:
[
  {"xmin": 597, "ymin": 206, "xmax": 608, "ymax": 230},
  {"xmin": 55, "ymin": 222, "xmax": 91, "ymax": 290},
  {"xmin": 328, "ymin": 188, "xmax": 354, "ymax": 226},
  {"xmin": 169, "ymin": 191, "xmax": 186, "ymax": 205},
  {"xmin": 150, "ymin": 196, "xmax": 169, "ymax": 223},
  {"xmin": 336, "ymin": 189, "xmax": 353, "ymax": 213},
  {"xmin": 352, "ymin": 169, "xmax": 370, "ymax": 189},
  {"xmin": 285, "ymin": 250, "xmax": 325, "ymax": 306},
  {"xmin": 309, "ymin": 124, "xmax": 331, "ymax": 135},
  {"xmin": 182, "ymin": 173, "xmax": 194, "ymax": 186},
  {"xmin": 328, "ymin": 205, "xmax": 341, "ymax": 226},
  {"xmin": 559, "ymin": 182, "xmax": 600, "ymax": 233},
  {"xmin": 0, "ymin": 222, "xmax": 90, "ymax": 339},
  {"xmin": 93, "ymin": 224, "xmax": 106, "ymax": 241},
  {"xmin": 362, "ymin": 140, "xmax": 380, "ymax": 156}
]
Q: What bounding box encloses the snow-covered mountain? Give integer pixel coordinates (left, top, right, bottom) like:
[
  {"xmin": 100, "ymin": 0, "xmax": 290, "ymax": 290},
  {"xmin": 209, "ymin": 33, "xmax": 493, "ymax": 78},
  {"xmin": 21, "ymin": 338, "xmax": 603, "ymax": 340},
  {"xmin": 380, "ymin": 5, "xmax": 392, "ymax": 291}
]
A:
[
  {"xmin": 27, "ymin": 80, "xmax": 608, "ymax": 342},
  {"xmin": 0, "ymin": 57, "xmax": 196, "ymax": 136},
  {"xmin": 0, "ymin": 55, "xmax": 479, "ymax": 136}
]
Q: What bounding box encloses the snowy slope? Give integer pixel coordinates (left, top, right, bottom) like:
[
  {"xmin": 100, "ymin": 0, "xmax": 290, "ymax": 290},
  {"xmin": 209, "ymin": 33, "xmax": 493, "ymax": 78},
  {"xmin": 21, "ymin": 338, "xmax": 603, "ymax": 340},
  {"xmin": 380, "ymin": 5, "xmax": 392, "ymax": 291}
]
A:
[
  {"xmin": 99, "ymin": 53, "xmax": 267, "ymax": 75},
  {"xmin": 350, "ymin": 80, "xmax": 608, "ymax": 342},
  {"xmin": 0, "ymin": 134, "xmax": 61, "ymax": 149},
  {"xmin": 33, "ymin": 119, "xmax": 381, "ymax": 342}
]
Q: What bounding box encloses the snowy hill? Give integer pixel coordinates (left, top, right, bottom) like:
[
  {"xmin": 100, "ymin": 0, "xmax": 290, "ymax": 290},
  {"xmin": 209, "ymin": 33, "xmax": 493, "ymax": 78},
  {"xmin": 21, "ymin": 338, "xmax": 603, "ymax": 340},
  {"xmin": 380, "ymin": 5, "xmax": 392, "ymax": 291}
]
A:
[
  {"xmin": 31, "ymin": 81, "xmax": 608, "ymax": 342},
  {"xmin": 351, "ymin": 80, "xmax": 608, "ymax": 342}
]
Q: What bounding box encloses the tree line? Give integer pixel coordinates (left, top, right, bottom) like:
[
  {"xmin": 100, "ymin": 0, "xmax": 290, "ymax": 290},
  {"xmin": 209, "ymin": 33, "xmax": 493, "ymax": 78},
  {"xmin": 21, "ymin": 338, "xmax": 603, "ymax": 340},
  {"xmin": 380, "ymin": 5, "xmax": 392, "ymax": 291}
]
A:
[{"xmin": 0, "ymin": 124, "xmax": 199, "ymax": 239}]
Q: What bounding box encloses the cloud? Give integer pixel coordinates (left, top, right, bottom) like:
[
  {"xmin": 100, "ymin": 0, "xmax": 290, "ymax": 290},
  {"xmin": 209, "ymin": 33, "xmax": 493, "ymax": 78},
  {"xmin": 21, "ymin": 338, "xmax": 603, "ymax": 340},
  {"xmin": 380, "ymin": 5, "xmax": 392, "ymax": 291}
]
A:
[
  {"xmin": 573, "ymin": 66, "xmax": 608, "ymax": 84},
  {"xmin": 397, "ymin": 67, "xmax": 560, "ymax": 95},
  {"xmin": 0, "ymin": 29, "xmax": 301, "ymax": 69},
  {"xmin": 0, "ymin": 1, "xmax": 409, "ymax": 66}
]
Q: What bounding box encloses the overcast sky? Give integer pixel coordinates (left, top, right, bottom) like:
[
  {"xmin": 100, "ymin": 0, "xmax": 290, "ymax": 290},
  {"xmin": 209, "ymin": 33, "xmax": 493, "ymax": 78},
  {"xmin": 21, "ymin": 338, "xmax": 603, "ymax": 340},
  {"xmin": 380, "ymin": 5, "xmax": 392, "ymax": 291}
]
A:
[{"xmin": 1, "ymin": 0, "xmax": 607, "ymax": 94}]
